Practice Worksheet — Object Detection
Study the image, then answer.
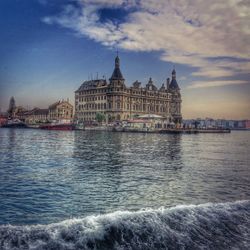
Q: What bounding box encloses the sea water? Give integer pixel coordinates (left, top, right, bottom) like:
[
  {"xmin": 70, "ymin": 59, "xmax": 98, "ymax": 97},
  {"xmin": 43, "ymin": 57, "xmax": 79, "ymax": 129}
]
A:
[{"xmin": 0, "ymin": 129, "xmax": 249, "ymax": 249}]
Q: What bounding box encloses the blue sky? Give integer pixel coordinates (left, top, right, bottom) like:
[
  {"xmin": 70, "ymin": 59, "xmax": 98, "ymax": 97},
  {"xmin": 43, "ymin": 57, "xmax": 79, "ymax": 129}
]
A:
[{"xmin": 0, "ymin": 0, "xmax": 249, "ymax": 119}]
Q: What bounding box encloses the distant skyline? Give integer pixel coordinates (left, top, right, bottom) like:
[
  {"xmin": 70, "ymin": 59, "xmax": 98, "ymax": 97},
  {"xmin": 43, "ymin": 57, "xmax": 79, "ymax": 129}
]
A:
[{"xmin": 0, "ymin": 0, "xmax": 250, "ymax": 119}]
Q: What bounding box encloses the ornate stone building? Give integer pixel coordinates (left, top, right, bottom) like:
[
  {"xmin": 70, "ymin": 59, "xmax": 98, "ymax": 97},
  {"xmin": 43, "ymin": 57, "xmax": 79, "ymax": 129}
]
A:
[
  {"xmin": 75, "ymin": 55, "xmax": 182, "ymax": 123},
  {"xmin": 49, "ymin": 100, "xmax": 73, "ymax": 121},
  {"xmin": 14, "ymin": 100, "xmax": 73, "ymax": 123}
]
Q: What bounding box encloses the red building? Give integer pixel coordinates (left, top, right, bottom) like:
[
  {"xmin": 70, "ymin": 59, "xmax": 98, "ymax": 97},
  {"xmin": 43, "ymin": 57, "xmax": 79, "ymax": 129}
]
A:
[
  {"xmin": 245, "ymin": 120, "xmax": 250, "ymax": 129},
  {"xmin": 0, "ymin": 113, "xmax": 8, "ymax": 126}
]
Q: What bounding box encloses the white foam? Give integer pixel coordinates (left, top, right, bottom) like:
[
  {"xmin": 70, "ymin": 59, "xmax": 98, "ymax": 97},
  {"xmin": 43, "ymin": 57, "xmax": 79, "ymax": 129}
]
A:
[{"xmin": 0, "ymin": 200, "xmax": 250, "ymax": 250}]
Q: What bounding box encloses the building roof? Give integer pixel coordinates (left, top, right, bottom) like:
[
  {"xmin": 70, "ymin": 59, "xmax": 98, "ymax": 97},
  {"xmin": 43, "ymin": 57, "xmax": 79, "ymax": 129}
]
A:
[
  {"xmin": 110, "ymin": 55, "xmax": 124, "ymax": 80},
  {"xmin": 110, "ymin": 67, "xmax": 124, "ymax": 80},
  {"xmin": 169, "ymin": 69, "xmax": 180, "ymax": 90},
  {"xmin": 160, "ymin": 83, "xmax": 166, "ymax": 92},
  {"xmin": 146, "ymin": 77, "xmax": 158, "ymax": 91},
  {"xmin": 49, "ymin": 101, "xmax": 61, "ymax": 109},
  {"xmin": 49, "ymin": 100, "xmax": 73, "ymax": 109},
  {"xmin": 132, "ymin": 80, "xmax": 141, "ymax": 88},
  {"xmin": 15, "ymin": 108, "xmax": 49, "ymax": 116},
  {"xmin": 76, "ymin": 79, "xmax": 107, "ymax": 92},
  {"xmin": 169, "ymin": 79, "xmax": 180, "ymax": 89},
  {"xmin": 32, "ymin": 108, "xmax": 49, "ymax": 115}
]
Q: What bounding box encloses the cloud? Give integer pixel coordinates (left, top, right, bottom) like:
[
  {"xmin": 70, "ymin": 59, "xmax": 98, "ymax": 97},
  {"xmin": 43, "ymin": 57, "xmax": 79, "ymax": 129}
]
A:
[
  {"xmin": 42, "ymin": 0, "xmax": 250, "ymax": 79},
  {"xmin": 187, "ymin": 80, "xmax": 249, "ymax": 89}
]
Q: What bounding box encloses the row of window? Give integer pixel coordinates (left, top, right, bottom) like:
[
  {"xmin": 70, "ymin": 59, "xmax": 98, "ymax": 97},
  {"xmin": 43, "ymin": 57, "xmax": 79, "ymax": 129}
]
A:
[
  {"xmin": 50, "ymin": 114, "xmax": 73, "ymax": 118},
  {"xmin": 78, "ymin": 89, "xmax": 170, "ymax": 98},
  {"xmin": 77, "ymin": 102, "xmax": 170, "ymax": 113},
  {"xmin": 78, "ymin": 103, "xmax": 107, "ymax": 110},
  {"xmin": 78, "ymin": 97, "xmax": 170, "ymax": 106},
  {"xmin": 78, "ymin": 95, "xmax": 107, "ymax": 102},
  {"xmin": 78, "ymin": 112, "xmax": 106, "ymax": 122},
  {"xmin": 124, "ymin": 98, "xmax": 169, "ymax": 105}
]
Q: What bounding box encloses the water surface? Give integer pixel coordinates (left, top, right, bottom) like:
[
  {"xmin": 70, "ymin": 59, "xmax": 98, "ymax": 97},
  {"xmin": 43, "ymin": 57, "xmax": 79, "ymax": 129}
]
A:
[
  {"xmin": 0, "ymin": 129, "xmax": 250, "ymax": 249},
  {"xmin": 0, "ymin": 129, "xmax": 249, "ymax": 225}
]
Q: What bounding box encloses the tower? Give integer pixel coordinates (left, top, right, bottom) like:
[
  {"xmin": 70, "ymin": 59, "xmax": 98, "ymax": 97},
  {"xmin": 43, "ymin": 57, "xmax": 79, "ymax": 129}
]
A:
[
  {"xmin": 107, "ymin": 53, "xmax": 126, "ymax": 122},
  {"xmin": 169, "ymin": 68, "xmax": 182, "ymax": 124},
  {"xmin": 8, "ymin": 96, "xmax": 16, "ymax": 118},
  {"xmin": 109, "ymin": 53, "xmax": 125, "ymax": 86},
  {"xmin": 169, "ymin": 68, "xmax": 180, "ymax": 90}
]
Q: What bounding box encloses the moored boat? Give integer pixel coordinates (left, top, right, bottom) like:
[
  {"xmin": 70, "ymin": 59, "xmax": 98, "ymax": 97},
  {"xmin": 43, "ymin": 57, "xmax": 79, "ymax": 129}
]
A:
[
  {"xmin": 1, "ymin": 119, "xmax": 27, "ymax": 128},
  {"xmin": 39, "ymin": 120, "xmax": 75, "ymax": 130},
  {"xmin": 40, "ymin": 123, "xmax": 75, "ymax": 130}
]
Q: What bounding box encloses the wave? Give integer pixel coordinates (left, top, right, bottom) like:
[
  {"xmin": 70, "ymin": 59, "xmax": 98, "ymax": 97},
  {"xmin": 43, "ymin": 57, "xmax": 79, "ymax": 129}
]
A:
[{"xmin": 0, "ymin": 200, "xmax": 250, "ymax": 250}]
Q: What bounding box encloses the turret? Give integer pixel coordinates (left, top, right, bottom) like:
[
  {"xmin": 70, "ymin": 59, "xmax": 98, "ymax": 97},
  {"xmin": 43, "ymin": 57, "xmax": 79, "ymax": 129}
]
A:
[
  {"xmin": 110, "ymin": 53, "xmax": 124, "ymax": 81},
  {"xmin": 169, "ymin": 68, "xmax": 180, "ymax": 90},
  {"xmin": 166, "ymin": 78, "xmax": 170, "ymax": 89}
]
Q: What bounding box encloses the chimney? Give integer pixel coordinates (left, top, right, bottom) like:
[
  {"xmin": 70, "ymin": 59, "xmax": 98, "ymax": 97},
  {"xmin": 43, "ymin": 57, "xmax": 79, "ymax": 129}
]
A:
[{"xmin": 166, "ymin": 78, "xmax": 170, "ymax": 89}]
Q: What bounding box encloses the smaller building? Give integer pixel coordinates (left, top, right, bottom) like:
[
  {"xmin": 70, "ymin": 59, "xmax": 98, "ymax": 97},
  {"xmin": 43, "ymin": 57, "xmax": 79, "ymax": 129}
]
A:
[
  {"xmin": 25, "ymin": 108, "xmax": 49, "ymax": 124},
  {"xmin": 0, "ymin": 113, "xmax": 8, "ymax": 126},
  {"xmin": 49, "ymin": 100, "xmax": 73, "ymax": 121},
  {"xmin": 123, "ymin": 119, "xmax": 152, "ymax": 131}
]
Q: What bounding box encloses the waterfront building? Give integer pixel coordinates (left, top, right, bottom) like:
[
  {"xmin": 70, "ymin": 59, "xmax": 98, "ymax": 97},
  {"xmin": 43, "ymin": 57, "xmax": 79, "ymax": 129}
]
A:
[
  {"xmin": 7, "ymin": 97, "xmax": 26, "ymax": 119},
  {"xmin": 24, "ymin": 108, "xmax": 49, "ymax": 124},
  {"xmin": 16, "ymin": 108, "xmax": 48, "ymax": 124},
  {"xmin": 183, "ymin": 118, "xmax": 250, "ymax": 130},
  {"xmin": 14, "ymin": 100, "xmax": 73, "ymax": 123},
  {"xmin": 75, "ymin": 55, "xmax": 182, "ymax": 123},
  {"xmin": 49, "ymin": 100, "xmax": 73, "ymax": 121}
]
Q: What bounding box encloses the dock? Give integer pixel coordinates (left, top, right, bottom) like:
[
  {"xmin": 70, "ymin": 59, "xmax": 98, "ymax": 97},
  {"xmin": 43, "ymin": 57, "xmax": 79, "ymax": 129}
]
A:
[
  {"xmin": 159, "ymin": 128, "xmax": 231, "ymax": 134},
  {"xmin": 112, "ymin": 127, "xmax": 231, "ymax": 134}
]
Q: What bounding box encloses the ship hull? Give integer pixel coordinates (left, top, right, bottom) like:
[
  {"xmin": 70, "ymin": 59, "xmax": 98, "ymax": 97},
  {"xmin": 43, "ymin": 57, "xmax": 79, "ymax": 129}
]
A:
[
  {"xmin": 1, "ymin": 123, "xmax": 27, "ymax": 128},
  {"xmin": 40, "ymin": 124, "xmax": 75, "ymax": 131}
]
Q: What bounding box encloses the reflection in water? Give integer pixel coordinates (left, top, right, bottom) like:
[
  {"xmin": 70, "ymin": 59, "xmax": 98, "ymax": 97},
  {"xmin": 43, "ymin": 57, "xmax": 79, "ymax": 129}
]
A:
[
  {"xmin": 0, "ymin": 129, "xmax": 249, "ymax": 225},
  {"xmin": 72, "ymin": 132, "xmax": 184, "ymax": 213}
]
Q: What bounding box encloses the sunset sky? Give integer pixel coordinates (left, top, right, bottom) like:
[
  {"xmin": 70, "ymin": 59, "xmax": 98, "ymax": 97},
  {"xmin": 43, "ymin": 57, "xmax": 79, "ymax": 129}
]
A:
[{"xmin": 0, "ymin": 0, "xmax": 249, "ymax": 119}]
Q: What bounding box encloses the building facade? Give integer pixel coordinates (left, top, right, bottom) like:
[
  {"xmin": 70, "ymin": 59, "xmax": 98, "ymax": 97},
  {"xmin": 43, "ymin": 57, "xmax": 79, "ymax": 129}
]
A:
[
  {"xmin": 75, "ymin": 55, "xmax": 182, "ymax": 123},
  {"xmin": 49, "ymin": 100, "xmax": 73, "ymax": 121},
  {"xmin": 22, "ymin": 108, "xmax": 49, "ymax": 124}
]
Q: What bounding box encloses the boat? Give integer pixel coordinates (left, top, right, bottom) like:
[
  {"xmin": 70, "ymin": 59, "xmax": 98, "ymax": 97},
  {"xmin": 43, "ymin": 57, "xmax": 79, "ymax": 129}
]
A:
[
  {"xmin": 39, "ymin": 120, "xmax": 75, "ymax": 131},
  {"xmin": 74, "ymin": 122, "xmax": 85, "ymax": 130},
  {"xmin": 1, "ymin": 119, "xmax": 27, "ymax": 128},
  {"xmin": 40, "ymin": 124, "xmax": 75, "ymax": 130}
]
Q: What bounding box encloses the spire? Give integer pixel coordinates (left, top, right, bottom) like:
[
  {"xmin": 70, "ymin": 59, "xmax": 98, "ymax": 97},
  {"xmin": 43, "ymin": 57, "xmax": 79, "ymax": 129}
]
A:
[
  {"xmin": 115, "ymin": 53, "xmax": 120, "ymax": 68},
  {"xmin": 166, "ymin": 78, "xmax": 170, "ymax": 89},
  {"xmin": 172, "ymin": 66, "xmax": 176, "ymax": 78},
  {"xmin": 110, "ymin": 53, "xmax": 124, "ymax": 80},
  {"xmin": 8, "ymin": 96, "xmax": 16, "ymax": 118},
  {"xmin": 169, "ymin": 67, "xmax": 180, "ymax": 90}
]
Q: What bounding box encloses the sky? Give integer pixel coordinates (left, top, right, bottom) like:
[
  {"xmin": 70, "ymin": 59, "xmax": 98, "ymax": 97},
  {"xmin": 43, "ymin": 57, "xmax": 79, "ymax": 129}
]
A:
[{"xmin": 0, "ymin": 0, "xmax": 250, "ymax": 119}]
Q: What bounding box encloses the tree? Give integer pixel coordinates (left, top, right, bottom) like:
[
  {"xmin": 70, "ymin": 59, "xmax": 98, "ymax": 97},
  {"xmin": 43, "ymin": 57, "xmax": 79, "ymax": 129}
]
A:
[{"xmin": 95, "ymin": 112, "xmax": 106, "ymax": 123}]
